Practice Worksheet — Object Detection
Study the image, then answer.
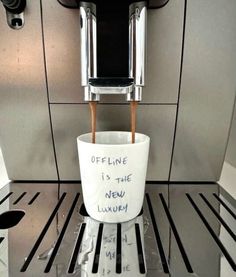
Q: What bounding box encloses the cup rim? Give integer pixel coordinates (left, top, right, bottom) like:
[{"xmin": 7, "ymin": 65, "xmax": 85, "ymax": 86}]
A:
[{"xmin": 77, "ymin": 131, "xmax": 150, "ymax": 146}]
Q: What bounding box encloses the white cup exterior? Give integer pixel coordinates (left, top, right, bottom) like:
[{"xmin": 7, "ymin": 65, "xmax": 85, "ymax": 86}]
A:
[{"xmin": 77, "ymin": 131, "xmax": 150, "ymax": 223}]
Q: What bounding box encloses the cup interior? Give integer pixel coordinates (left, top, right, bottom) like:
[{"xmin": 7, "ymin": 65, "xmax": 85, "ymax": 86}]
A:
[{"xmin": 78, "ymin": 131, "xmax": 149, "ymax": 145}]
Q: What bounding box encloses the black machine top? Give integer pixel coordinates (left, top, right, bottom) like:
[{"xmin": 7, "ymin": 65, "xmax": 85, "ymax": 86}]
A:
[{"xmin": 57, "ymin": 0, "xmax": 169, "ymax": 9}]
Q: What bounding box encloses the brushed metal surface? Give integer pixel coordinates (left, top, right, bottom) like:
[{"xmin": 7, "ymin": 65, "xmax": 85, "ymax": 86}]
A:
[
  {"xmin": 50, "ymin": 104, "xmax": 176, "ymax": 181},
  {"xmin": 169, "ymin": 184, "xmax": 221, "ymax": 277},
  {"xmin": 44, "ymin": 0, "xmax": 183, "ymax": 104},
  {"xmin": 170, "ymin": 0, "xmax": 236, "ymax": 181},
  {"xmin": 42, "ymin": 0, "xmax": 82, "ymax": 103},
  {"xmin": 0, "ymin": 182, "xmax": 235, "ymax": 276},
  {"xmin": 225, "ymin": 99, "xmax": 236, "ymax": 168},
  {"xmin": 0, "ymin": 0, "xmax": 57, "ymax": 180},
  {"xmin": 144, "ymin": 185, "xmax": 169, "ymax": 276},
  {"xmin": 9, "ymin": 183, "xmax": 58, "ymax": 276},
  {"xmin": 142, "ymin": 0, "xmax": 184, "ymax": 104}
]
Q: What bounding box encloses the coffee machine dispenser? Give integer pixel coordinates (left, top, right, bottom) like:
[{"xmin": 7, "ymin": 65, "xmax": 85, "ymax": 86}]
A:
[{"xmin": 79, "ymin": 0, "xmax": 146, "ymax": 102}]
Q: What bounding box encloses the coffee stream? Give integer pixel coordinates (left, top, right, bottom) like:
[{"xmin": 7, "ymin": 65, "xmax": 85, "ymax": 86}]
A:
[
  {"xmin": 130, "ymin": 101, "xmax": 138, "ymax": 144},
  {"xmin": 89, "ymin": 101, "xmax": 138, "ymax": 144},
  {"xmin": 89, "ymin": 101, "xmax": 97, "ymax": 144}
]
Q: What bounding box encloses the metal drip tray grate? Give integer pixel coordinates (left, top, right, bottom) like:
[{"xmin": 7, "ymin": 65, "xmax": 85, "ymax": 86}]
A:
[{"xmin": 0, "ymin": 182, "xmax": 235, "ymax": 276}]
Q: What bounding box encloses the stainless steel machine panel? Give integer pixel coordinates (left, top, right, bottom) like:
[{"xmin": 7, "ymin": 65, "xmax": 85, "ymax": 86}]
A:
[
  {"xmin": 50, "ymin": 104, "xmax": 176, "ymax": 181},
  {"xmin": 0, "ymin": 0, "xmax": 57, "ymax": 180},
  {"xmin": 0, "ymin": 182, "xmax": 235, "ymax": 276},
  {"xmin": 143, "ymin": 0, "xmax": 184, "ymax": 104},
  {"xmin": 42, "ymin": 0, "xmax": 82, "ymax": 104},
  {"xmin": 169, "ymin": 184, "xmax": 220, "ymax": 277},
  {"xmin": 170, "ymin": 0, "xmax": 236, "ymax": 181},
  {"xmin": 43, "ymin": 0, "xmax": 184, "ymax": 104}
]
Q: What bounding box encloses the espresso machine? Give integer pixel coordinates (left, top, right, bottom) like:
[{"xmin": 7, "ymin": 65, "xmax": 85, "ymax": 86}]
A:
[{"xmin": 0, "ymin": 0, "xmax": 236, "ymax": 276}]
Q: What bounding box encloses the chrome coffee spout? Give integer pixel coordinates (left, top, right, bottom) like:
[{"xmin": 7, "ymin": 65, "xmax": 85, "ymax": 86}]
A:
[
  {"xmin": 80, "ymin": 2, "xmax": 98, "ymax": 101},
  {"xmin": 128, "ymin": 2, "xmax": 147, "ymax": 101},
  {"xmin": 80, "ymin": 1, "xmax": 147, "ymax": 102}
]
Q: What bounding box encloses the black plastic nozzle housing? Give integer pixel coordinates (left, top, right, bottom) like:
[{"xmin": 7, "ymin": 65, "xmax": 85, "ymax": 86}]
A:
[
  {"xmin": 1, "ymin": 0, "xmax": 26, "ymax": 14},
  {"xmin": 57, "ymin": 0, "xmax": 169, "ymax": 9}
]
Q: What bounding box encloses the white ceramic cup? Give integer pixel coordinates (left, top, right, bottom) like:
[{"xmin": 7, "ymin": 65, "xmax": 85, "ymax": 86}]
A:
[{"xmin": 77, "ymin": 131, "xmax": 150, "ymax": 223}]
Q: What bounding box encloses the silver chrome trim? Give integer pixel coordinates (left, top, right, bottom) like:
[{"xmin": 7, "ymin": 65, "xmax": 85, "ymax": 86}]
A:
[
  {"xmin": 6, "ymin": 10, "xmax": 24, "ymax": 29},
  {"xmin": 89, "ymin": 84, "xmax": 134, "ymax": 95},
  {"xmin": 126, "ymin": 86, "xmax": 143, "ymax": 101},
  {"xmin": 129, "ymin": 2, "xmax": 147, "ymax": 101},
  {"xmin": 80, "ymin": 2, "xmax": 97, "ymax": 87},
  {"xmin": 84, "ymin": 86, "xmax": 100, "ymax": 101}
]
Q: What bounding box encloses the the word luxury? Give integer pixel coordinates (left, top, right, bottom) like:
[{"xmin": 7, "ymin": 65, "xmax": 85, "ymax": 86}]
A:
[{"xmin": 97, "ymin": 203, "xmax": 128, "ymax": 213}]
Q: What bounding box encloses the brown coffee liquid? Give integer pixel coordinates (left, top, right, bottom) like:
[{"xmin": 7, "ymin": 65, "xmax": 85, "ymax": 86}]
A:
[
  {"xmin": 130, "ymin": 101, "xmax": 138, "ymax": 143},
  {"xmin": 89, "ymin": 101, "xmax": 97, "ymax": 143}
]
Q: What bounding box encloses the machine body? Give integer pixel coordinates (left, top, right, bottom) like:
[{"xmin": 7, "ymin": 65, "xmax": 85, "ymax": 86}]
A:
[{"xmin": 0, "ymin": 0, "xmax": 235, "ymax": 182}]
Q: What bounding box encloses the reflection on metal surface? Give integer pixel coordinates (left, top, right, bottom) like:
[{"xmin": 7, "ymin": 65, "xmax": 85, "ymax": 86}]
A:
[
  {"xmin": 187, "ymin": 193, "xmax": 236, "ymax": 271},
  {"xmin": 6, "ymin": 11, "xmax": 24, "ymax": 29},
  {"xmin": 44, "ymin": 193, "xmax": 80, "ymax": 273},
  {"xmin": 145, "ymin": 192, "xmax": 169, "ymax": 273},
  {"xmin": 68, "ymin": 223, "xmax": 86, "ymax": 273},
  {"xmin": 160, "ymin": 193, "xmax": 193, "ymax": 273},
  {"xmin": 21, "ymin": 192, "xmax": 67, "ymax": 272},
  {"xmin": 38, "ymin": 242, "xmax": 55, "ymax": 261},
  {"xmin": 214, "ymin": 193, "xmax": 236, "ymax": 221},
  {"xmin": 0, "ymin": 182, "xmax": 235, "ymax": 276},
  {"xmin": 199, "ymin": 193, "xmax": 236, "ymax": 242},
  {"xmin": 77, "ymin": 215, "xmax": 146, "ymax": 276}
]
